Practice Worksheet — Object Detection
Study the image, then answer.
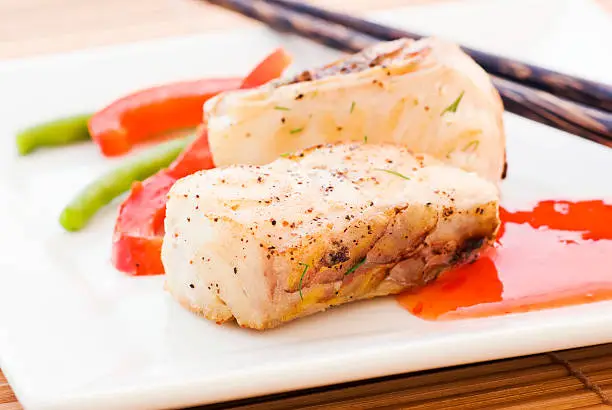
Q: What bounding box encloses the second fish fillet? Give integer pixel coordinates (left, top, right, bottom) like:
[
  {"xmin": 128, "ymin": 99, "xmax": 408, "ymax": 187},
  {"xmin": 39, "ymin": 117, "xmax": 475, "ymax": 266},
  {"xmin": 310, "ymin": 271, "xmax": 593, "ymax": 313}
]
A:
[{"xmin": 205, "ymin": 37, "xmax": 506, "ymax": 182}]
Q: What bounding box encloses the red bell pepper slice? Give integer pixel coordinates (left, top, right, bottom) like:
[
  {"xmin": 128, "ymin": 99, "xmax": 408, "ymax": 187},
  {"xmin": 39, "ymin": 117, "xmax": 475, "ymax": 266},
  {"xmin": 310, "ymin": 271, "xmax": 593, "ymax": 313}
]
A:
[
  {"xmin": 112, "ymin": 48, "xmax": 292, "ymax": 275},
  {"xmin": 112, "ymin": 126, "xmax": 214, "ymax": 275},
  {"xmin": 89, "ymin": 77, "xmax": 242, "ymax": 156},
  {"xmin": 241, "ymin": 48, "xmax": 293, "ymax": 89}
]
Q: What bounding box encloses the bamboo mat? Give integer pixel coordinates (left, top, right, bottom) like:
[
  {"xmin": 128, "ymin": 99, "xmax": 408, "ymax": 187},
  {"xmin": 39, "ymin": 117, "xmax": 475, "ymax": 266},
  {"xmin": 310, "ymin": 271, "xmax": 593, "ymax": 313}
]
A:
[{"xmin": 2, "ymin": 0, "xmax": 612, "ymax": 409}]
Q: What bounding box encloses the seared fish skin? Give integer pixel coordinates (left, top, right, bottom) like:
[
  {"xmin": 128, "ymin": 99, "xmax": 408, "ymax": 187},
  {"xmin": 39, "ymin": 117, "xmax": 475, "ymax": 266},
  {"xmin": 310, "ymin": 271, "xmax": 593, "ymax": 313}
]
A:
[
  {"xmin": 205, "ymin": 37, "xmax": 505, "ymax": 183},
  {"xmin": 162, "ymin": 143, "xmax": 500, "ymax": 330}
]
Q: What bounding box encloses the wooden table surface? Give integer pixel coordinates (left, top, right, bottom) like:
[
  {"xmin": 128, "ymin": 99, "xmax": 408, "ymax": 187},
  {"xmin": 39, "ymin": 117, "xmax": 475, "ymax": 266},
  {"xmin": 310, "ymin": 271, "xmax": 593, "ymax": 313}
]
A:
[{"xmin": 2, "ymin": 1, "xmax": 612, "ymax": 409}]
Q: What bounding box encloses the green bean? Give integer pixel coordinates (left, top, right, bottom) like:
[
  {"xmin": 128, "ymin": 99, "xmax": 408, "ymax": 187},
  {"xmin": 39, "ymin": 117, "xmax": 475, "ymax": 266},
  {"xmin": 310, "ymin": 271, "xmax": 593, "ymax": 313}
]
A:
[
  {"xmin": 59, "ymin": 135, "xmax": 193, "ymax": 232},
  {"xmin": 16, "ymin": 114, "xmax": 92, "ymax": 155}
]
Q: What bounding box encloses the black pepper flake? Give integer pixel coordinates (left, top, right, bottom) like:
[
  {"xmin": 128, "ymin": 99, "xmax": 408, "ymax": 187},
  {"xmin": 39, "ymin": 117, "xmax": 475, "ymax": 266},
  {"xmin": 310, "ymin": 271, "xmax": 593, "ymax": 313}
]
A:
[
  {"xmin": 295, "ymin": 93, "xmax": 304, "ymax": 100},
  {"xmin": 195, "ymin": 194, "xmax": 200, "ymax": 198},
  {"xmin": 186, "ymin": 217, "xmax": 191, "ymax": 222},
  {"xmin": 281, "ymin": 117, "xmax": 286, "ymax": 124},
  {"xmin": 233, "ymin": 267, "xmax": 238, "ymax": 274},
  {"xmin": 443, "ymin": 207, "xmax": 454, "ymax": 217},
  {"xmin": 214, "ymin": 217, "xmax": 219, "ymax": 222},
  {"xmin": 189, "ymin": 284, "xmax": 195, "ymax": 289},
  {"xmin": 257, "ymin": 176, "xmax": 263, "ymax": 183},
  {"xmin": 271, "ymin": 219, "xmax": 277, "ymax": 226}
]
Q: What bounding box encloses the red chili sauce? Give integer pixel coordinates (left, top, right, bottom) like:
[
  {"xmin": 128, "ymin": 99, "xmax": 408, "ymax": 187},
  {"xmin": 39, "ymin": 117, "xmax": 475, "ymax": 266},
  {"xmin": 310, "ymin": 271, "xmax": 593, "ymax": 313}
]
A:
[{"xmin": 397, "ymin": 200, "xmax": 612, "ymax": 320}]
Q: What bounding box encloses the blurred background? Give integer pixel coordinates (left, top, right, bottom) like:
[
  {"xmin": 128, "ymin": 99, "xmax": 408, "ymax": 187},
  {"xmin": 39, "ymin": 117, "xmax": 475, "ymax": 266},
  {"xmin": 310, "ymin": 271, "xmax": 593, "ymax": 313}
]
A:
[{"xmin": 1, "ymin": 0, "xmax": 609, "ymax": 60}]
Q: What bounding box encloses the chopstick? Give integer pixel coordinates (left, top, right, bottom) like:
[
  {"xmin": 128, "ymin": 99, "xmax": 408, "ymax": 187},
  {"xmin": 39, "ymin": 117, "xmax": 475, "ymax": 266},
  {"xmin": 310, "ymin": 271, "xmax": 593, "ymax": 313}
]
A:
[
  {"xmin": 205, "ymin": 0, "xmax": 612, "ymax": 146},
  {"xmin": 267, "ymin": 0, "xmax": 612, "ymax": 114}
]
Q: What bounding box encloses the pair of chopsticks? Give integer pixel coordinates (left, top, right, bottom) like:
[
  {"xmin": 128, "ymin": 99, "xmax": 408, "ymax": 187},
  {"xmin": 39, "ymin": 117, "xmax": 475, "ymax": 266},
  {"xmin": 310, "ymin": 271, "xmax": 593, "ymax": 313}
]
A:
[{"xmin": 204, "ymin": 0, "xmax": 612, "ymax": 147}]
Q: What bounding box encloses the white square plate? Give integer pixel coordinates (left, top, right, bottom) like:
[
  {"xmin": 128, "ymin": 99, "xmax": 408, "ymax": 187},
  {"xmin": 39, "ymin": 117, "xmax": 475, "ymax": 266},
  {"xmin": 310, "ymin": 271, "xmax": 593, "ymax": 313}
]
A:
[{"xmin": 1, "ymin": 0, "xmax": 611, "ymax": 409}]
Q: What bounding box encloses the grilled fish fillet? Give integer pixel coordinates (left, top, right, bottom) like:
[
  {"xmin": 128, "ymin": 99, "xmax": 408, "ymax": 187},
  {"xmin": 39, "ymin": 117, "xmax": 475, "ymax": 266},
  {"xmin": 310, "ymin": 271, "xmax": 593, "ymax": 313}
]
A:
[
  {"xmin": 205, "ymin": 37, "xmax": 506, "ymax": 182},
  {"xmin": 162, "ymin": 143, "xmax": 500, "ymax": 329}
]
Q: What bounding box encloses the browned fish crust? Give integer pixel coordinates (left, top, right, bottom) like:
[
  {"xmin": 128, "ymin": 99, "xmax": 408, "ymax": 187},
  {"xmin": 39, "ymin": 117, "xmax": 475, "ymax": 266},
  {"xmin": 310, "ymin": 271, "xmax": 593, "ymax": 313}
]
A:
[{"xmin": 279, "ymin": 38, "xmax": 430, "ymax": 85}]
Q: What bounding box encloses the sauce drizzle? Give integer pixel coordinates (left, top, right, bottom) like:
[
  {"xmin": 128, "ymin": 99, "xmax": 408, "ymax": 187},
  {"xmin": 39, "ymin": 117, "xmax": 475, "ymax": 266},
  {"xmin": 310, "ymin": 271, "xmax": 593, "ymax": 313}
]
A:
[{"xmin": 397, "ymin": 200, "xmax": 612, "ymax": 320}]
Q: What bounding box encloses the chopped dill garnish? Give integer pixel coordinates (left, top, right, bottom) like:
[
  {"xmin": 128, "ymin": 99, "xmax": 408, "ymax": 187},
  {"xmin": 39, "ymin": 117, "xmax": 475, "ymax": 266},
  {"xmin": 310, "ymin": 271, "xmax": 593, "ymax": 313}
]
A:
[
  {"xmin": 280, "ymin": 152, "xmax": 291, "ymax": 158},
  {"xmin": 440, "ymin": 91, "xmax": 465, "ymax": 116},
  {"xmin": 298, "ymin": 262, "xmax": 310, "ymax": 300},
  {"xmin": 462, "ymin": 140, "xmax": 480, "ymax": 152},
  {"xmin": 364, "ymin": 135, "xmax": 368, "ymax": 143},
  {"xmin": 345, "ymin": 258, "xmax": 366, "ymax": 276},
  {"xmin": 290, "ymin": 127, "xmax": 304, "ymax": 134},
  {"xmin": 373, "ymin": 168, "xmax": 411, "ymax": 180},
  {"xmin": 350, "ymin": 101, "xmax": 356, "ymax": 113},
  {"xmin": 274, "ymin": 106, "xmax": 290, "ymax": 111}
]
